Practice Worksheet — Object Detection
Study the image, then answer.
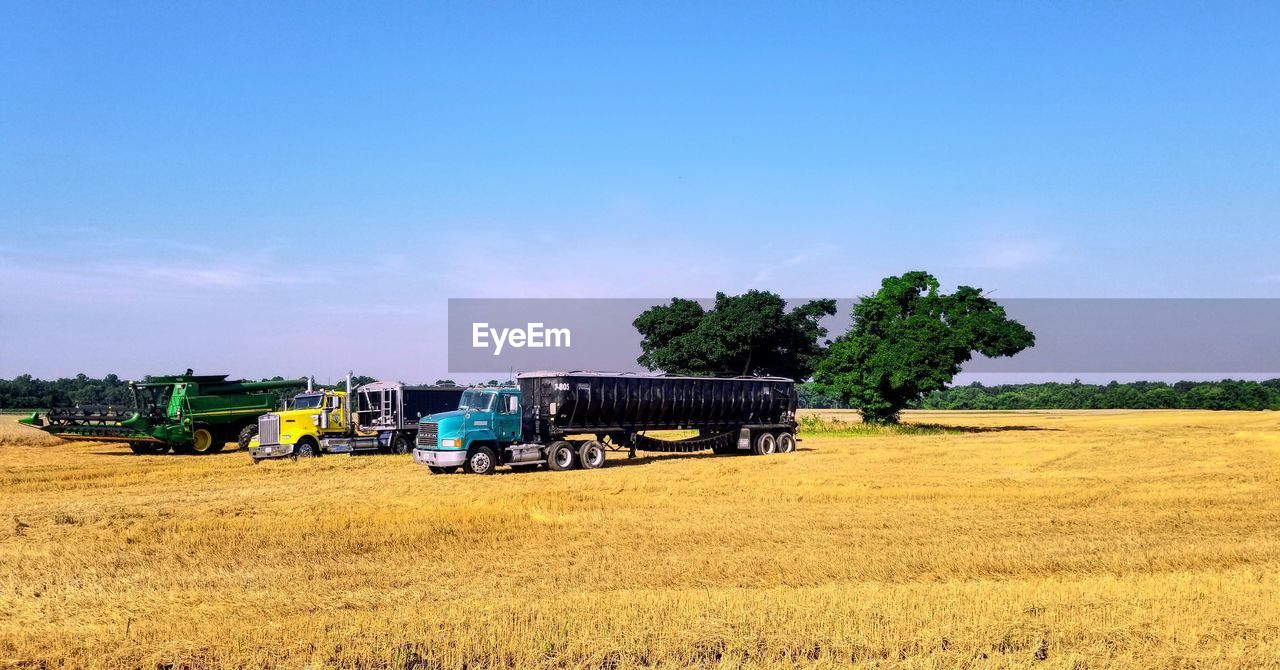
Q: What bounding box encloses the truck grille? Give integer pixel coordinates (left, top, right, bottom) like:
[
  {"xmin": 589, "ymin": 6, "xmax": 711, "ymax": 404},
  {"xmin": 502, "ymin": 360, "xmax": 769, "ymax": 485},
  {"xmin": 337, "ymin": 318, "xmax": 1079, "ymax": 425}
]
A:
[
  {"xmin": 258, "ymin": 414, "xmax": 280, "ymax": 446},
  {"xmin": 417, "ymin": 421, "xmax": 438, "ymax": 448}
]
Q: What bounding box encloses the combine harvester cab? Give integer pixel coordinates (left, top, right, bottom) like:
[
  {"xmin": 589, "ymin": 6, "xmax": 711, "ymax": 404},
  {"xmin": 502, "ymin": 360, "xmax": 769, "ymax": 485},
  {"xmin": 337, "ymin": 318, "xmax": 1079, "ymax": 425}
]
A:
[
  {"xmin": 249, "ymin": 378, "xmax": 464, "ymax": 462},
  {"xmin": 17, "ymin": 372, "xmax": 306, "ymax": 455}
]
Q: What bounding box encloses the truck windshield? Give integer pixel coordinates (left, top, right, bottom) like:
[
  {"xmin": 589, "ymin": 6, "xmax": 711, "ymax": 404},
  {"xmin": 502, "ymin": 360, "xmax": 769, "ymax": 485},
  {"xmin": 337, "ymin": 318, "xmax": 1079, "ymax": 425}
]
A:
[
  {"xmin": 457, "ymin": 390, "xmax": 496, "ymax": 412},
  {"xmin": 292, "ymin": 394, "xmax": 324, "ymax": 410}
]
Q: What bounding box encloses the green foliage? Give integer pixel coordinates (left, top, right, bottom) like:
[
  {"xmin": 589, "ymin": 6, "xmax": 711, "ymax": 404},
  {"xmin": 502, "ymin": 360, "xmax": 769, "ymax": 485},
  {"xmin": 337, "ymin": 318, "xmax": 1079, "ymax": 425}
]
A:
[
  {"xmin": 0, "ymin": 373, "xmax": 132, "ymax": 410},
  {"xmin": 317, "ymin": 375, "xmax": 376, "ymax": 390},
  {"xmin": 634, "ymin": 291, "xmax": 837, "ymax": 379},
  {"xmin": 815, "ymin": 271, "xmax": 1035, "ymax": 424},
  {"xmin": 796, "ymin": 414, "xmax": 951, "ymax": 436},
  {"xmin": 918, "ymin": 379, "xmax": 1280, "ymax": 410},
  {"xmin": 797, "ymin": 382, "xmax": 850, "ymax": 409}
]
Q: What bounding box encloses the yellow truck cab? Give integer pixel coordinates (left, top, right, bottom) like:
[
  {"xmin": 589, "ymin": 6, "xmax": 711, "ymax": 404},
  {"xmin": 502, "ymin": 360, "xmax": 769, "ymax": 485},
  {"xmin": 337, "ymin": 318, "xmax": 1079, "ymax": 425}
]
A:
[{"xmin": 248, "ymin": 389, "xmax": 345, "ymax": 460}]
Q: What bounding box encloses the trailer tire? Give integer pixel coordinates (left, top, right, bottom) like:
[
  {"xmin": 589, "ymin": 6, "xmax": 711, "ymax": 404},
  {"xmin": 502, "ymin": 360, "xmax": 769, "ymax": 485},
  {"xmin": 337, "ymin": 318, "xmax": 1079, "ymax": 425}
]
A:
[
  {"xmin": 190, "ymin": 427, "xmax": 217, "ymax": 455},
  {"xmin": 546, "ymin": 441, "xmax": 577, "ymax": 471},
  {"xmin": 464, "ymin": 446, "xmax": 497, "ymax": 475},
  {"xmin": 578, "ymin": 440, "xmax": 606, "ymax": 469},
  {"xmin": 391, "ymin": 435, "xmax": 413, "ymax": 455},
  {"xmin": 776, "ymin": 432, "xmax": 796, "ymax": 453},
  {"xmin": 752, "ymin": 432, "xmax": 777, "ymax": 455},
  {"xmin": 238, "ymin": 424, "xmax": 258, "ymax": 451},
  {"xmin": 428, "ymin": 466, "xmax": 459, "ymax": 475},
  {"xmin": 294, "ymin": 438, "xmax": 319, "ymax": 459}
]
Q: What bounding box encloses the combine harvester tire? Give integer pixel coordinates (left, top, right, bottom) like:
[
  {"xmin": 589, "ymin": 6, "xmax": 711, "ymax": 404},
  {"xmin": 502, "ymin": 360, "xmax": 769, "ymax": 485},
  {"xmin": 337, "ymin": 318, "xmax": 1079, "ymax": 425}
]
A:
[{"xmin": 237, "ymin": 424, "xmax": 258, "ymax": 451}]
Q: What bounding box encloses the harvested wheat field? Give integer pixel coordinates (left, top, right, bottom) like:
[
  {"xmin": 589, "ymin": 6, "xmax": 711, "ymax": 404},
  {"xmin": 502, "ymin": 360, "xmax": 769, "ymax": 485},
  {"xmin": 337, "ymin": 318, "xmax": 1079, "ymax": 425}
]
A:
[{"xmin": 2, "ymin": 410, "xmax": 1279, "ymax": 669}]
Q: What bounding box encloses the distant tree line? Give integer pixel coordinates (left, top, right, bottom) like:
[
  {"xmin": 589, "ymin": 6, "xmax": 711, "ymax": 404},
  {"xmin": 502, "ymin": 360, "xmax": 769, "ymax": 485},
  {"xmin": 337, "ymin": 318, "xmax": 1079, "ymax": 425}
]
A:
[
  {"xmin": 0, "ymin": 374, "xmax": 133, "ymax": 409},
  {"xmin": 0, "ymin": 374, "xmax": 514, "ymax": 410},
  {"xmin": 914, "ymin": 379, "xmax": 1280, "ymax": 411},
  {"xmin": 795, "ymin": 379, "xmax": 1280, "ymax": 411}
]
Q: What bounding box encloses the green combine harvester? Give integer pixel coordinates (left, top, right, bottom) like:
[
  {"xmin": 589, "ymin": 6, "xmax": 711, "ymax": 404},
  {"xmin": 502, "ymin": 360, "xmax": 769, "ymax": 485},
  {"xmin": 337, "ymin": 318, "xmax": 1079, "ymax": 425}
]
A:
[{"xmin": 17, "ymin": 371, "xmax": 306, "ymax": 455}]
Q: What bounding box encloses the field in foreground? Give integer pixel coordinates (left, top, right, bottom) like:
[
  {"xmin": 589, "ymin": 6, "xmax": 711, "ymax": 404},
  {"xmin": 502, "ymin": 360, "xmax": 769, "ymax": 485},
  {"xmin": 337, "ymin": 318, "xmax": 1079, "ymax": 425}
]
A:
[{"xmin": 2, "ymin": 410, "xmax": 1279, "ymax": 669}]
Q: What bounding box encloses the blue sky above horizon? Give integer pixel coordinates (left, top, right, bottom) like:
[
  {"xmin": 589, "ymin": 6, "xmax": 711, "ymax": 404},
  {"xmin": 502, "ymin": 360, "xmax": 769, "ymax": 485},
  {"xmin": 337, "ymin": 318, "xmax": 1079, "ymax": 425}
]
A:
[{"xmin": 2, "ymin": 2, "xmax": 1278, "ymax": 382}]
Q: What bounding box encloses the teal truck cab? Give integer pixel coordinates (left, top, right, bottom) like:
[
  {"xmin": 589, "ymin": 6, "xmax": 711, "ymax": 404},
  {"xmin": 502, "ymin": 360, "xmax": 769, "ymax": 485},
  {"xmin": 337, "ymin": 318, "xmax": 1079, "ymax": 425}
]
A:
[{"xmin": 413, "ymin": 386, "xmax": 527, "ymax": 475}]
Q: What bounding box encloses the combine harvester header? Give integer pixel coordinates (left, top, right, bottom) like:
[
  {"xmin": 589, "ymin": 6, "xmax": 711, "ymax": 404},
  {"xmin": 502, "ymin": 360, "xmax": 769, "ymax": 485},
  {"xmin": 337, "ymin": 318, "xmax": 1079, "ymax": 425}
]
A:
[{"xmin": 18, "ymin": 371, "xmax": 306, "ymax": 455}]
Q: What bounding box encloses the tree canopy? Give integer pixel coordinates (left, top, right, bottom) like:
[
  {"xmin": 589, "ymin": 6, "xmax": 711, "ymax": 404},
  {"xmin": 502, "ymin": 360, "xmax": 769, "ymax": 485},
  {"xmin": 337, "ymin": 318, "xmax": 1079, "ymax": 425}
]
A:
[
  {"xmin": 633, "ymin": 291, "xmax": 837, "ymax": 379},
  {"xmin": 814, "ymin": 271, "xmax": 1035, "ymax": 423}
]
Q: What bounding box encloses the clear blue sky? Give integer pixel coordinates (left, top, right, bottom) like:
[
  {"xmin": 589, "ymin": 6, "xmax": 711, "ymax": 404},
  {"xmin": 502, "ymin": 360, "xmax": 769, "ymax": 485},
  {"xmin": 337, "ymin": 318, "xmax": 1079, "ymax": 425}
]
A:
[{"xmin": 1, "ymin": 2, "xmax": 1277, "ymax": 382}]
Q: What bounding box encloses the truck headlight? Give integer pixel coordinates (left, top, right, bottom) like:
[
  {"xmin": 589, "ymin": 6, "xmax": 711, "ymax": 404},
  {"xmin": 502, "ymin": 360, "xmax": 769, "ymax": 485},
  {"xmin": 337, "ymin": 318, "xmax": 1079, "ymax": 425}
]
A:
[{"xmin": 441, "ymin": 438, "xmax": 460, "ymax": 448}]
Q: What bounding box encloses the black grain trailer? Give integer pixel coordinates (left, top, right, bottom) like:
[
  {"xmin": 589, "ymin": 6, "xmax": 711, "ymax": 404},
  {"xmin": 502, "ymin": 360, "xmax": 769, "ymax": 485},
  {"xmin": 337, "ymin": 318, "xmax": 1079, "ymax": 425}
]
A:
[{"xmin": 413, "ymin": 372, "xmax": 798, "ymax": 474}]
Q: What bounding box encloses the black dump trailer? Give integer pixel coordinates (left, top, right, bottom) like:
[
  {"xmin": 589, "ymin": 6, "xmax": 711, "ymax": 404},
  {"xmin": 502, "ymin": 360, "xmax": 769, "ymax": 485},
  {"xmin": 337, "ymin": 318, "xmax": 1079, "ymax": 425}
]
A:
[
  {"xmin": 340, "ymin": 382, "xmax": 465, "ymax": 454},
  {"xmin": 401, "ymin": 386, "xmax": 467, "ymax": 422},
  {"xmin": 518, "ymin": 371, "xmax": 799, "ymax": 459}
]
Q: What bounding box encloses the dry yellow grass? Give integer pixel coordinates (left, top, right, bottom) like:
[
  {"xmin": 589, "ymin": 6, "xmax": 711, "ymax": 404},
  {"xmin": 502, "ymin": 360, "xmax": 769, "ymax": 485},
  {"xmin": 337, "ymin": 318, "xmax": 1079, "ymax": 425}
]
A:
[{"xmin": 2, "ymin": 409, "xmax": 1279, "ymax": 669}]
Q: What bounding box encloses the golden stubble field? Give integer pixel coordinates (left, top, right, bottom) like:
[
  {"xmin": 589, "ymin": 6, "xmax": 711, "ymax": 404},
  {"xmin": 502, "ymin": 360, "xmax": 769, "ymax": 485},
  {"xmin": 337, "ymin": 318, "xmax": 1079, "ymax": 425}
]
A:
[{"xmin": 2, "ymin": 410, "xmax": 1279, "ymax": 669}]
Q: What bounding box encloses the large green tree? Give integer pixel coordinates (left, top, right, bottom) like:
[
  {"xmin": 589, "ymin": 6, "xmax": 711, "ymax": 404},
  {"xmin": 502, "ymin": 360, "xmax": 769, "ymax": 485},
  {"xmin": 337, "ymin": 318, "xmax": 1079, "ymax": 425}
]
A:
[
  {"xmin": 634, "ymin": 290, "xmax": 837, "ymax": 379},
  {"xmin": 815, "ymin": 271, "xmax": 1035, "ymax": 423}
]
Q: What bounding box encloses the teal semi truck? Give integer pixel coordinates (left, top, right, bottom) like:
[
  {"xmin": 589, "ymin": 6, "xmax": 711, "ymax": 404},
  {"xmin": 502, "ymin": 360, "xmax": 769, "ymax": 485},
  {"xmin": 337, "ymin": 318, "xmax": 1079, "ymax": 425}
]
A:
[{"xmin": 413, "ymin": 372, "xmax": 798, "ymax": 475}]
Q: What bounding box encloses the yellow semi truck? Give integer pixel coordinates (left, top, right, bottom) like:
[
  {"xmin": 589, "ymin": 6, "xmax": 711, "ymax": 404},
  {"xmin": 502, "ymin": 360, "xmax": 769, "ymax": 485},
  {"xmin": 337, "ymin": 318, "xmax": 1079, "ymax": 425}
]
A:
[
  {"xmin": 249, "ymin": 377, "xmax": 462, "ymax": 462},
  {"xmin": 247, "ymin": 387, "xmax": 347, "ymax": 459}
]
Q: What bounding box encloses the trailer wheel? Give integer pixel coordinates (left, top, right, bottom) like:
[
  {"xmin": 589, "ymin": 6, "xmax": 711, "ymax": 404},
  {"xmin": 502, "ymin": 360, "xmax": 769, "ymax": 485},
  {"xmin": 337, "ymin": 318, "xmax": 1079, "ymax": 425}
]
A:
[
  {"xmin": 428, "ymin": 466, "xmax": 459, "ymax": 475},
  {"xmin": 238, "ymin": 424, "xmax": 258, "ymax": 451},
  {"xmin": 578, "ymin": 440, "xmax": 606, "ymax": 469},
  {"xmin": 752, "ymin": 432, "xmax": 777, "ymax": 455},
  {"xmin": 190, "ymin": 427, "xmax": 217, "ymax": 455},
  {"xmin": 391, "ymin": 435, "xmax": 413, "ymax": 455},
  {"xmin": 464, "ymin": 446, "xmax": 496, "ymax": 475},
  {"xmin": 776, "ymin": 432, "xmax": 796, "ymax": 453},
  {"xmin": 546, "ymin": 441, "xmax": 577, "ymax": 471}
]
